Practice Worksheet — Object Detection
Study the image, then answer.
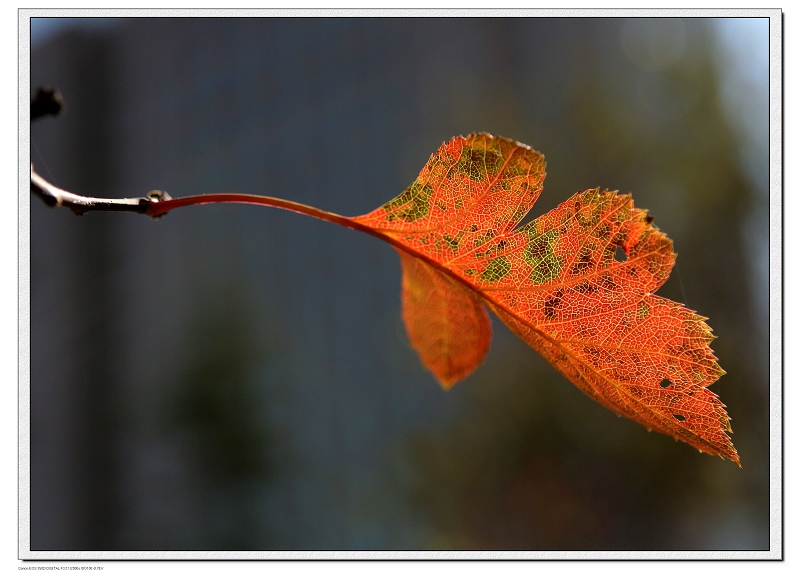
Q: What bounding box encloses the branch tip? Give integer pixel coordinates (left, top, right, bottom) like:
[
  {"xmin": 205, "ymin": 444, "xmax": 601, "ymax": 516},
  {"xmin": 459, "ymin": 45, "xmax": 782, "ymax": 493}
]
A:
[{"xmin": 31, "ymin": 87, "xmax": 64, "ymax": 121}]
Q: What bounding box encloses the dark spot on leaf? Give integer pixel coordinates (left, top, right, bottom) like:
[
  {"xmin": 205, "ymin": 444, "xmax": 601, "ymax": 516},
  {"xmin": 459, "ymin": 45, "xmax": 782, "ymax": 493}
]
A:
[
  {"xmin": 685, "ymin": 347, "xmax": 706, "ymax": 364},
  {"xmin": 525, "ymin": 232, "xmax": 551, "ymax": 262},
  {"xmin": 443, "ymin": 234, "xmax": 459, "ymax": 250},
  {"xmin": 469, "ymin": 224, "xmax": 478, "ymax": 232},
  {"xmin": 573, "ymin": 281, "xmax": 595, "ymax": 294},
  {"xmin": 457, "ymin": 146, "xmax": 503, "ymax": 179},
  {"xmin": 532, "ymin": 258, "xmax": 561, "ymax": 285},
  {"xmin": 543, "ymin": 290, "xmax": 563, "ymax": 320},
  {"xmin": 570, "ymin": 247, "xmax": 594, "ymax": 275},
  {"xmin": 597, "ymin": 273, "xmax": 618, "ymax": 290},
  {"xmin": 659, "ymin": 379, "xmax": 672, "ymax": 389},
  {"xmin": 474, "ymin": 229, "xmax": 496, "ymax": 247},
  {"xmin": 673, "ymin": 414, "xmax": 686, "ymax": 422},
  {"xmin": 645, "ymin": 214, "xmax": 654, "ymax": 224},
  {"xmin": 614, "ymin": 245, "xmax": 627, "ymax": 262}
]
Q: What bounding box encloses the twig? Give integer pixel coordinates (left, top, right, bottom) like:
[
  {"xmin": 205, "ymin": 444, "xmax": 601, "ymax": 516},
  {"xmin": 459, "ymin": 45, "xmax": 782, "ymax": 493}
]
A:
[
  {"xmin": 30, "ymin": 86, "xmax": 170, "ymax": 217},
  {"xmin": 27, "ymin": 86, "xmax": 352, "ymax": 227},
  {"xmin": 30, "ymin": 164, "xmax": 170, "ymax": 216}
]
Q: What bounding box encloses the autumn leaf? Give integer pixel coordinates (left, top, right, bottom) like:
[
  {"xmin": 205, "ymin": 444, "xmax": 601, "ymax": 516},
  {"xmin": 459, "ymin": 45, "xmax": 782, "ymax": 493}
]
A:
[
  {"xmin": 141, "ymin": 132, "xmax": 737, "ymax": 465},
  {"xmin": 351, "ymin": 134, "xmax": 738, "ymax": 466}
]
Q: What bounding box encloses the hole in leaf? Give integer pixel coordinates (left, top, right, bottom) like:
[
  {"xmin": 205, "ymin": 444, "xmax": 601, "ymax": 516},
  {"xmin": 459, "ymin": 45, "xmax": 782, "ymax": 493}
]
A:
[
  {"xmin": 614, "ymin": 245, "xmax": 627, "ymax": 262},
  {"xmin": 672, "ymin": 414, "xmax": 686, "ymax": 422},
  {"xmin": 659, "ymin": 379, "xmax": 672, "ymax": 389}
]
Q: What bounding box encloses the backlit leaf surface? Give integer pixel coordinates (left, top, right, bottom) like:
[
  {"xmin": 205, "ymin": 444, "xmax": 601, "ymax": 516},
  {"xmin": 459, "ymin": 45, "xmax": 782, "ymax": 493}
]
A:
[{"xmin": 351, "ymin": 133, "xmax": 737, "ymax": 465}]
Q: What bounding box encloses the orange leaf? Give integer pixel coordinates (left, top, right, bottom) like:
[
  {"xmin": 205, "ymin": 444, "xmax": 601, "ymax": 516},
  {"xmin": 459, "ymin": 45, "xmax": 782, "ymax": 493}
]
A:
[
  {"xmin": 398, "ymin": 250, "xmax": 491, "ymax": 389},
  {"xmin": 351, "ymin": 133, "xmax": 738, "ymax": 465},
  {"xmin": 146, "ymin": 132, "xmax": 738, "ymax": 465}
]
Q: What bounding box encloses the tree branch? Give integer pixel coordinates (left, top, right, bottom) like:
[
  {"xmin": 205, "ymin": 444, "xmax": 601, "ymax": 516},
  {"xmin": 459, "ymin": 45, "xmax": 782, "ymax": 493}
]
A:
[
  {"xmin": 30, "ymin": 164, "xmax": 170, "ymax": 216},
  {"xmin": 30, "ymin": 86, "xmax": 170, "ymax": 217},
  {"xmin": 28, "ymin": 86, "xmax": 348, "ymax": 226}
]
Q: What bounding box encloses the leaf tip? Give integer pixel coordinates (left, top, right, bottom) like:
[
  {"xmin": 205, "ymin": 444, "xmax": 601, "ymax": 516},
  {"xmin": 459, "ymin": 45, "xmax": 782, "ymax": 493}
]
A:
[{"xmin": 437, "ymin": 377, "xmax": 459, "ymax": 391}]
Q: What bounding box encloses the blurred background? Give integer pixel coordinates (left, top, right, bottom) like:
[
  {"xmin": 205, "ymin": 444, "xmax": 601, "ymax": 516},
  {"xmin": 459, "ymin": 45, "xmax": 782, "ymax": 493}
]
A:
[{"xmin": 29, "ymin": 16, "xmax": 770, "ymax": 551}]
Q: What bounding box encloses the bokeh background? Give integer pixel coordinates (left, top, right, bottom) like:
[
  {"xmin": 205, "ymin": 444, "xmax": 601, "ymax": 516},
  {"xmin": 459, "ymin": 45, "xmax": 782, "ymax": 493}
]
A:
[{"xmin": 29, "ymin": 16, "xmax": 770, "ymax": 551}]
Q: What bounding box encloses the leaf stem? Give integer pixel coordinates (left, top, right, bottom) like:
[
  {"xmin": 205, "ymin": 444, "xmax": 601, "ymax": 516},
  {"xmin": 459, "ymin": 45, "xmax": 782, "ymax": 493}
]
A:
[
  {"xmin": 146, "ymin": 192, "xmax": 354, "ymax": 227},
  {"xmin": 146, "ymin": 192, "xmax": 415, "ymax": 252}
]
